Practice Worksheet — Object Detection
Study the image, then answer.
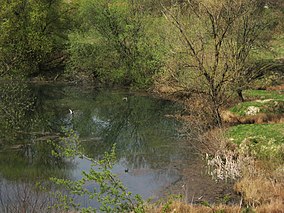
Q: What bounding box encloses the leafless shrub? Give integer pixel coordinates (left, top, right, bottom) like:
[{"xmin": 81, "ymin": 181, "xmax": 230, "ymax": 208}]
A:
[
  {"xmin": 0, "ymin": 180, "xmax": 55, "ymax": 213},
  {"xmin": 160, "ymin": 0, "xmax": 277, "ymax": 125}
]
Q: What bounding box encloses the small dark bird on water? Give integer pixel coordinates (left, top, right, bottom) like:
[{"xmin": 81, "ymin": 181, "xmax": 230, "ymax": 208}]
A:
[{"xmin": 124, "ymin": 168, "xmax": 129, "ymax": 173}]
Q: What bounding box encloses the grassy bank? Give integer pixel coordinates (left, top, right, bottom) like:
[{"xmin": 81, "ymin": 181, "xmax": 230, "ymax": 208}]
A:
[
  {"xmin": 224, "ymin": 87, "xmax": 284, "ymax": 212},
  {"xmin": 229, "ymin": 89, "xmax": 284, "ymax": 117},
  {"xmin": 227, "ymin": 123, "xmax": 284, "ymax": 145},
  {"xmin": 227, "ymin": 87, "xmax": 283, "ymax": 145},
  {"xmin": 148, "ymin": 86, "xmax": 284, "ymax": 212}
]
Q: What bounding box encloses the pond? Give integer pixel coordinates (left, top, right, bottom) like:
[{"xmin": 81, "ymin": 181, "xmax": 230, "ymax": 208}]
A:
[{"xmin": 0, "ymin": 82, "xmax": 236, "ymax": 211}]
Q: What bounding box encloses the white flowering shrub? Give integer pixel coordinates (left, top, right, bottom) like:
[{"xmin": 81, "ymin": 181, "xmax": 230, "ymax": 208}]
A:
[
  {"xmin": 206, "ymin": 136, "xmax": 284, "ymax": 182},
  {"xmin": 206, "ymin": 150, "xmax": 242, "ymax": 182}
]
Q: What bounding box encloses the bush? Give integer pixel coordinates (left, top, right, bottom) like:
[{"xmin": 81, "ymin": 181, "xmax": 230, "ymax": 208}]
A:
[{"xmin": 47, "ymin": 129, "xmax": 145, "ymax": 212}]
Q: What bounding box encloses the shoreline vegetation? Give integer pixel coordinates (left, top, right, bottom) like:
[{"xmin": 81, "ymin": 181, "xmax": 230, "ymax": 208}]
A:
[
  {"xmin": 138, "ymin": 80, "xmax": 282, "ymax": 212},
  {"xmin": 0, "ymin": 0, "xmax": 284, "ymax": 212},
  {"xmin": 149, "ymin": 84, "xmax": 284, "ymax": 212}
]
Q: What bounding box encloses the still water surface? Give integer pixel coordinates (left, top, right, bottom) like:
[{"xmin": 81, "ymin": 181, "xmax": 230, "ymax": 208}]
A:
[{"xmin": 0, "ymin": 82, "xmax": 235, "ymax": 209}]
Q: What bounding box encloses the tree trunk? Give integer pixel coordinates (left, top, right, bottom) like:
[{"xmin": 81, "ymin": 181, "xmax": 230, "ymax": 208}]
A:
[
  {"xmin": 214, "ymin": 108, "xmax": 222, "ymax": 127},
  {"xmin": 212, "ymin": 98, "xmax": 222, "ymax": 127},
  {"xmin": 237, "ymin": 88, "xmax": 244, "ymax": 102}
]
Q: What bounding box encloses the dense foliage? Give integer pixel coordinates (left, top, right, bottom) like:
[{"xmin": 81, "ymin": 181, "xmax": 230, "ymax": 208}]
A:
[
  {"xmin": 0, "ymin": 0, "xmax": 283, "ymax": 122},
  {"xmin": 67, "ymin": 0, "xmax": 161, "ymax": 87},
  {"xmin": 0, "ymin": 0, "xmax": 71, "ymax": 78}
]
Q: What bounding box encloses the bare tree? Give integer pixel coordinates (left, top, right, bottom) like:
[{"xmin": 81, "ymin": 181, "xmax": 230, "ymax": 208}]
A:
[{"xmin": 162, "ymin": 0, "xmax": 276, "ymax": 126}]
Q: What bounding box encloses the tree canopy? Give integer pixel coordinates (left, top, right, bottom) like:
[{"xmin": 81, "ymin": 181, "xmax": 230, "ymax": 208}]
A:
[
  {"xmin": 0, "ymin": 0, "xmax": 283, "ymax": 124},
  {"xmin": 0, "ymin": 0, "xmax": 71, "ymax": 78}
]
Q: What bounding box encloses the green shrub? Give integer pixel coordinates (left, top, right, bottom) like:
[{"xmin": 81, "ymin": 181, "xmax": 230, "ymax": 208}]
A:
[
  {"xmin": 47, "ymin": 129, "xmax": 145, "ymax": 212},
  {"xmin": 66, "ymin": 0, "xmax": 161, "ymax": 88},
  {"xmin": 0, "ymin": 0, "xmax": 70, "ymax": 77}
]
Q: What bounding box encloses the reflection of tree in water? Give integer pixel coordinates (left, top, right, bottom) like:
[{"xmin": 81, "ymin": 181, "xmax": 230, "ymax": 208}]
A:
[
  {"xmin": 0, "ymin": 83, "xmax": 73, "ymax": 181},
  {"xmin": 0, "ymin": 82, "xmax": 196, "ymax": 175},
  {"xmin": 0, "ymin": 82, "xmax": 68, "ymax": 143},
  {"xmin": 0, "ymin": 180, "xmax": 56, "ymax": 212},
  {"xmin": 0, "ymin": 83, "xmax": 196, "ymax": 186},
  {"xmin": 0, "ymin": 82, "xmax": 35, "ymax": 143},
  {"xmin": 0, "ymin": 83, "xmax": 204, "ymax": 205},
  {"xmin": 70, "ymin": 91, "xmax": 194, "ymax": 172},
  {"xmin": 0, "ymin": 83, "xmax": 81, "ymax": 210}
]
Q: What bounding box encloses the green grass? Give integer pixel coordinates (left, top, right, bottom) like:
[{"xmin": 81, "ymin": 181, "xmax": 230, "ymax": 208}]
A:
[
  {"xmin": 226, "ymin": 123, "xmax": 284, "ymax": 145},
  {"xmin": 229, "ymin": 90, "xmax": 284, "ymax": 116},
  {"xmin": 230, "ymin": 99, "xmax": 284, "ymax": 116},
  {"xmin": 227, "ymin": 89, "xmax": 284, "ymax": 161},
  {"xmin": 243, "ymin": 90, "xmax": 284, "ymax": 101}
]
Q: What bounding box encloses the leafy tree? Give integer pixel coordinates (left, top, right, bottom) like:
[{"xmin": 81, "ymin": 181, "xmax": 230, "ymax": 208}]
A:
[
  {"xmin": 0, "ymin": 0, "xmax": 70, "ymax": 78},
  {"xmin": 67, "ymin": 0, "xmax": 161, "ymax": 87}
]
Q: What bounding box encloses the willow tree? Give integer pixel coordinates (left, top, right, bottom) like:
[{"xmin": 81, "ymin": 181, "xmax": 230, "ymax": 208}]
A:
[{"xmin": 162, "ymin": 0, "xmax": 276, "ymax": 125}]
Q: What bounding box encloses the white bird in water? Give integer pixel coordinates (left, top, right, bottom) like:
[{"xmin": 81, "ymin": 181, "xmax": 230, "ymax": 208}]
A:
[
  {"xmin": 122, "ymin": 97, "xmax": 128, "ymax": 101},
  {"xmin": 69, "ymin": 109, "xmax": 74, "ymax": 115}
]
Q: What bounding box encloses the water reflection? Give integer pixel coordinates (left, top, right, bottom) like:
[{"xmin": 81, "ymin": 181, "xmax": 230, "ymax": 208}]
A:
[
  {"xmin": 0, "ymin": 82, "xmax": 240, "ymax": 207},
  {"xmin": 0, "ymin": 82, "xmax": 193, "ymax": 200},
  {"xmin": 58, "ymin": 86, "xmax": 191, "ymax": 198},
  {"xmin": 0, "ymin": 82, "xmax": 74, "ymax": 182}
]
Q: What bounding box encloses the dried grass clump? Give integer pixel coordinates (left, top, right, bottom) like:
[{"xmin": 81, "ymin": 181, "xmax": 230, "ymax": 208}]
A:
[
  {"xmin": 221, "ymin": 111, "xmax": 241, "ymax": 124},
  {"xmin": 206, "ymin": 150, "xmax": 242, "ymax": 181},
  {"xmin": 234, "ymin": 158, "xmax": 284, "ymax": 209},
  {"xmin": 239, "ymin": 113, "xmax": 284, "ymax": 124},
  {"xmin": 235, "ymin": 175, "xmax": 284, "ymax": 208},
  {"xmin": 198, "ymin": 129, "xmax": 251, "ymax": 181},
  {"xmin": 145, "ymin": 201, "xmax": 241, "ymax": 213},
  {"xmin": 267, "ymin": 84, "xmax": 284, "ymax": 91},
  {"xmin": 255, "ymin": 200, "xmax": 284, "ymax": 213},
  {"xmin": 221, "ymin": 110, "xmax": 284, "ymax": 124}
]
